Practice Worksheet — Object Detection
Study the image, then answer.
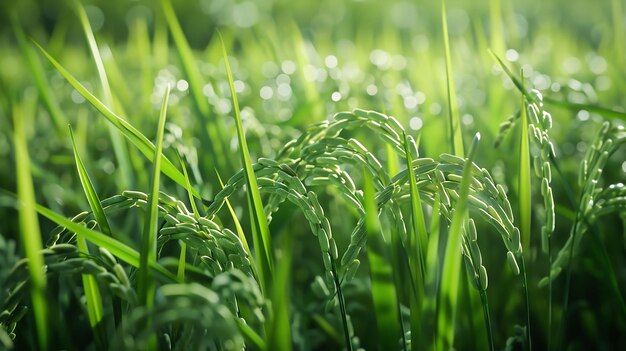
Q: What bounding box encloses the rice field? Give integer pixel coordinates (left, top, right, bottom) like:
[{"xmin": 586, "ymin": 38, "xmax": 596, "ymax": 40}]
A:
[{"xmin": 1, "ymin": 0, "xmax": 625, "ymax": 350}]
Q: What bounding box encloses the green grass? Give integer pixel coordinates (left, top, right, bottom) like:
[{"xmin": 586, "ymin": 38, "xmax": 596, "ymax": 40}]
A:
[{"xmin": 1, "ymin": 0, "xmax": 626, "ymax": 350}]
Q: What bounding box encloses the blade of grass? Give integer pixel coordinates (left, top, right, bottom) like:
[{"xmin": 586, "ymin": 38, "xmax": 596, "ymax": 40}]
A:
[
  {"xmin": 424, "ymin": 190, "xmax": 442, "ymax": 349},
  {"xmin": 541, "ymin": 97, "xmax": 626, "ymax": 122},
  {"xmin": 518, "ymin": 77, "xmax": 533, "ymax": 351},
  {"xmin": 74, "ymin": 0, "xmax": 132, "ymax": 190},
  {"xmin": 403, "ymin": 133, "xmax": 427, "ymax": 350},
  {"xmin": 32, "ymin": 41, "xmax": 200, "ymax": 199},
  {"xmin": 518, "ymin": 75, "xmax": 532, "ymax": 255},
  {"xmin": 442, "ymin": 0, "xmax": 464, "ymax": 157},
  {"xmin": 216, "ymin": 170, "xmax": 257, "ymax": 279},
  {"xmin": 220, "ymin": 32, "xmax": 274, "ymax": 295},
  {"xmin": 437, "ymin": 133, "xmax": 480, "ymax": 349},
  {"xmin": 489, "ymin": 50, "xmax": 626, "ymax": 122},
  {"xmin": 13, "ymin": 100, "xmax": 48, "ymax": 351},
  {"xmin": 487, "ymin": 0, "xmax": 505, "ymax": 132},
  {"xmin": 34, "ymin": 203, "xmax": 176, "ymax": 282},
  {"xmin": 69, "ymin": 127, "xmax": 107, "ymax": 349},
  {"xmin": 161, "ymin": 0, "xmax": 229, "ymax": 173},
  {"xmin": 176, "ymin": 154, "xmax": 198, "ymax": 283},
  {"xmin": 363, "ymin": 169, "xmax": 402, "ymax": 351},
  {"xmin": 267, "ymin": 232, "xmax": 293, "ymax": 351},
  {"xmin": 138, "ymin": 85, "xmax": 170, "ymax": 351},
  {"xmin": 11, "ymin": 16, "xmax": 65, "ymax": 133},
  {"xmin": 237, "ymin": 317, "xmax": 267, "ymax": 350}
]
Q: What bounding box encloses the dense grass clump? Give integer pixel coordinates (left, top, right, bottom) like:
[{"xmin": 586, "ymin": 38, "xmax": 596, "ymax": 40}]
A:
[{"xmin": 1, "ymin": 0, "xmax": 625, "ymax": 350}]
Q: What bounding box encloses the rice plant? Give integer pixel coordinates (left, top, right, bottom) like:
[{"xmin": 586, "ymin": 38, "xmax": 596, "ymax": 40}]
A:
[{"xmin": 1, "ymin": 0, "xmax": 625, "ymax": 350}]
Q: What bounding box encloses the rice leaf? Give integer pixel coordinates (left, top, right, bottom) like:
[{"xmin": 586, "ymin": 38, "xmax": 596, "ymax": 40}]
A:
[
  {"xmin": 161, "ymin": 0, "xmax": 229, "ymax": 172},
  {"xmin": 438, "ymin": 133, "xmax": 481, "ymax": 349},
  {"xmin": 267, "ymin": 232, "xmax": 293, "ymax": 351},
  {"xmin": 176, "ymin": 155, "xmax": 197, "ymax": 283},
  {"xmin": 31, "ymin": 40, "xmax": 200, "ymax": 198},
  {"xmin": 13, "ymin": 100, "xmax": 48, "ymax": 351},
  {"xmin": 74, "ymin": 0, "xmax": 133, "ymax": 190},
  {"xmin": 69, "ymin": 127, "xmax": 107, "ymax": 348},
  {"xmin": 403, "ymin": 133, "xmax": 427, "ymax": 350},
  {"xmin": 11, "ymin": 16, "xmax": 65, "ymax": 133},
  {"xmin": 138, "ymin": 84, "xmax": 170, "ymax": 316},
  {"xmin": 489, "ymin": 50, "xmax": 626, "ymax": 122},
  {"xmin": 442, "ymin": 0, "xmax": 464, "ymax": 157},
  {"xmin": 363, "ymin": 169, "xmax": 401, "ymax": 351},
  {"xmin": 220, "ymin": 32, "xmax": 274, "ymax": 295},
  {"xmin": 34, "ymin": 203, "xmax": 176, "ymax": 282},
  {"xmin": 519, "ymin": 78, "xmax": 532, "ymax": 253},
  {"xmin": 216, "ymin": 171, "xmax": 257, "ymax": 278}
]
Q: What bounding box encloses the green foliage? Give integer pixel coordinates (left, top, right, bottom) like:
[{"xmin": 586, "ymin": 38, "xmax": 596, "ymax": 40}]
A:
[{"xmin": 1, "ymin": 1, "xmax": 625, "ymax": 350}]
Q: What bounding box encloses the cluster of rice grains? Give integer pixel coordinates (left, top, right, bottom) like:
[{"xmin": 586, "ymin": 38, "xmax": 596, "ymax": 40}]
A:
[
  {"xmin": 545, "ymin": 121, "xmax": 626, "ymax": 285},
  {"xmin": 0, "ymin": 190, "xmax": 260, "ymax": 350},
  {"xmin": 211, "ymin": 109, "xmax": 522, "ymax": 345}
]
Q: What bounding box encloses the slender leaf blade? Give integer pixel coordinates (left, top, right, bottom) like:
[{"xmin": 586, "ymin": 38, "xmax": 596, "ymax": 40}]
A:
[
  {"xmin": 519, "ymin": 84, "xmax": 532, "ymax": 253},
  {"xmin": 34, "ymin": 204, "xmax": 176, "ymax": 281},
  {"xmin": 363, "ymin": 170, "xmax": 401, "ymax": 351},
  {"xmin": 403, "ymin": 133, "xmax": 428, "ymax": 350},
  {"xmin": 13, "ymin": 100, "xmax": 48, "ymax": 351},
  {"xmin": 31, "ymin": 40, "xmax": 199, "ymax": 198},
  {"xmin": 69, "ymin": 127, "xmax": 107, "ymax": 347},
  {"xmin": 438, "ymin": 133, "xmax": 481, "ymax": 349},
  {"xmin": 139, "ymin": 84, "xmax": 170, "ymax": 309},
  {"xmin": 220, "ymin": 33, "xmax": 273, "ymax": 295},
  {"xmin": 442, "ymin": 0, "xmax": 464, "ymax": 157},
  {"xmin": 74, "ymin": 0, "xmax": 132, "ymax": 189}
]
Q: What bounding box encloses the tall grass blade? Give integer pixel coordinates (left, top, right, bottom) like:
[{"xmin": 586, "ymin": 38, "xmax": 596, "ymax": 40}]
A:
[
  {"xmin": 487, "ymin": 0, "xmax": 505, "ymax": 131},
  {"xmin": 13, "ymin": 100, "xmax": 48, "ymax": 351},
  {"xmin": 160, "ymin": 0, "xmax": 209, "ymax": 117},
  {"xmin": 267, "ymin": 233, "xmax": 293, "ymax": 351},
  {"xmin": 518, "ymin": 78, "xmax": 532, "ymax": 254},
  {"xmin": 32, "ymin": 41, "xmax": 200, "ymax": 198},
  {"xmin": 442, "ymin": 0, "xmax": 464, "ymax": 157},
  {"xmin": 216, "ymin": 171, "xmax": 257, "ymax": 278},
  {"xmin": 489, "ymin": 50, "xmax": 626, "ymax": 122},
  {"xmin": 437, "ymin": 133, "xmax": 480, "ymax": 349},
  {"xmin": 137, "ymin": 85, "xmax": 170, "ymax": 351},
  {"xmin": 69, "ymin": 127, "xmax": 107, "ymax": 348},
  {"xmin": 34, "ymin": 203, "xmax": 176, "ymax": 282},
  {"xmin": 403, "ymin": 133, "xmax": 427, "ymax": 349},
  {"xmin": 363, "ymin": 169, "xmax": 402, "ymax": 351},
  {"xmin": 541, "ymin": 97, "xmax": 626, "ymax": 122},
  {"xmin": 220, "ymin": 33, "xmax": 274, "ymax": 295},
  {"xmin": 161, "ymin": 0, "xmax": 229, "ymax": 172},
  {"xmin": 176, "ymin": 155, "xmax": 198, "ymax": 282},
  {"xmin": 74, "ymin": 0, "xmax": 132, "ymax": 190},
  {"xmin": 12, "ymin": 16, "xmax": 65, "ymax": 133}
]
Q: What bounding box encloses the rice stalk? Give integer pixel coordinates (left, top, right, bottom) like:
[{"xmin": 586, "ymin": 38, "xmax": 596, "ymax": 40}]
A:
[
  {"xmin": 69, "ymin": 127, "xmax": 107, "ymax": 348},
  {"xmin": 74, "ymin": 0, "xmax": 133, "ymax": 190},
  {"xmin": 220, "ymin": 33, "xmax": 274, "ymax": 296},
  {"xmin": 437, "ymin": 133, "xmax": 480, "ymax": 349}
]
